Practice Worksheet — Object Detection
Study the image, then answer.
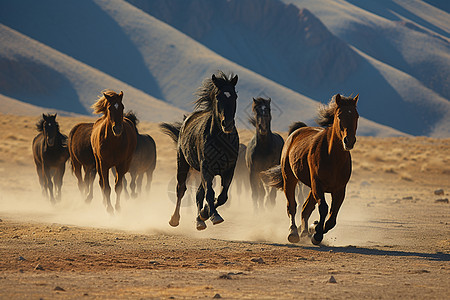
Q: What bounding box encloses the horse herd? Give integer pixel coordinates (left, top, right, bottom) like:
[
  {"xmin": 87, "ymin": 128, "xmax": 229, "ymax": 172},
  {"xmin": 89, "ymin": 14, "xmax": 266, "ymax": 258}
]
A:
[{"xmin": 32, "ymin": 70, "xmax": 359, "ymax": 245}]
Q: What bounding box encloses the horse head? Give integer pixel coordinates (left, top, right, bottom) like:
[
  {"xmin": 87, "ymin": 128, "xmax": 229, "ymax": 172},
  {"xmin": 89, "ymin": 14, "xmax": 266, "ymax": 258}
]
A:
[
  {"xmin": 212, "ymin": 74, "xmax": 238, "ymax": 134},
  {"xmin": 104, "ymin": 91, "xmax": 124, "ymax": 136},
  {"xmin": 252, "ymin": 97, "xmax": 272, "ymax": 135},
  {"xmin": 42, "ymin": 113, "xmax": 58, "ymax": 147},
  {"xmin": 334, "ymin": 94, "xmax": 359, "ymax": 151}
]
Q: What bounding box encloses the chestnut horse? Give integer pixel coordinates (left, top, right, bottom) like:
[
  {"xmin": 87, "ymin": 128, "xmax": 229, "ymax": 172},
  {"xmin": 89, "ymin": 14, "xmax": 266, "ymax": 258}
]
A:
[
  {"xmin": 68, "ymin": 122, "xmax": 96, "ymax": 203},
  {"xmin": 265, "ymin": 94, "xmax": 359, "ymax": 245},
  {"xmin": 90, "ymin": 91, "xmax": 137, "ymax": 213},
  {"xmin": 32, "ymin": 114, "xmax": 69, "ymax": 203}
]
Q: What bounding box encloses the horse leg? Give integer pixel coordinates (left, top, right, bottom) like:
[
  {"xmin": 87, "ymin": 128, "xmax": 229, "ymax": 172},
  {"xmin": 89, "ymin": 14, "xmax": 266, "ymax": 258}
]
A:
[
  {"xmin": 54, "ymin": 164, "xmax": 65, "ymax": 202},
  {"xmin": 114, "ymin": 165, "xmax": 128, "ymax": 212},
  {"xmin": 169, "ymin": 151, "xmax": 189, "ymax": 227},
  {"xmin": 43, "ymin": 165, "xmax": 56, "ymax": 204},
  {"xmin": 145, "ymin": 167, "xmax": 154, "ymax": 193},
  {"xmin": 73, "ymin": 160, "xmax": 84, "ymax": 196},
  {"xmin": 130, "ymin": 172, "xmax": 139, "ymax": 198},
  {"xmin": 284, "ymin": 175, "xmax": 299, "ymax": 243},
  {"xmin": 249, "ymin": 170, "xmax": 261, "ymax": 211},
  {"xmin": 300, "ymin": 190, "xmax": 315, "ymax": 237},
  {"xmin": 214, "ymin": 168, "xmax": 234, "ymax": 210},
  {"xmin": 310, "ymin": 178, "xmax": 328, "ymax": 245},
  {"xmin": 324, "ymin": 188, "xmax": 345, "ymax": 234},
  {"xmin": 98, "ymin": 163, "xmax": 113, "ymax": 214},
  {"xmin": 266, "ymin": 186, "xmax": 277, "ymax": 208},
  {"xmin": 195, "ymin": 184, "xmax": 206, "ymax": 230},
  {"xmin": 204, "ymin": 173, "xmax": 223, "ymax": 225},
  {"xmin": 35, "ymin": 162, "xmax": 46, "ymax": 197},
  {"xmin": 85, "ymin": 167, "xmax": 95, "ymax": 203}
]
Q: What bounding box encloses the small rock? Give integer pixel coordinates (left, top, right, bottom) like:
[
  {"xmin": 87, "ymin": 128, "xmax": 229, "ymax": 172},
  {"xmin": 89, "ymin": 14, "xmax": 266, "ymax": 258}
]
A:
[
  {"xmin": 18, "ymin": 256, "xmax": 26, "ymax": 261},
  {"xmin": 0, "ymin": 218, "xmax": 3, "ymax": 222},
  {"xmin": 434, "ymin": 189, "xmax": 444, "ymax": 196},
  {"xmin": 34, "ymin": 264, "xmax": 44, "ymax": 271},
  {"xmin": 250, "ymin": 257, "xmax": 265, "ymax": 264},
  {"xmin": 328, "ymin": 275, "xmax": 337, "ymax": 283},
  {"xmin": 54, "ymin": 286, "xmax": 65, "ymax": 291},
  {"xmin": 402, "ymin": 196, "xmax": 413, "ymax": 200},
  {"xmin": 213, "ymin": 294, "xmax": 222, "ymax": 299},
  {"xmin": 435, "ymin": 198, "xmax": 449, "ymax": 203},
  {"xmin": 219, "ymin": 273, "xmax": 232, "ymax": 279}
]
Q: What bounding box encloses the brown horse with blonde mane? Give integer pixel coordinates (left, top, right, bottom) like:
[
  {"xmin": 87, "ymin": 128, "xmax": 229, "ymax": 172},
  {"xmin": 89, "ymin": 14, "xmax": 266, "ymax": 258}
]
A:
[
  {"xmin": 264, "ymin": 94, "xmax": 359, "ymax": 245},
  {"xmin": 90, "ymin": 90, "xmax": 137, "ymax": 214}
]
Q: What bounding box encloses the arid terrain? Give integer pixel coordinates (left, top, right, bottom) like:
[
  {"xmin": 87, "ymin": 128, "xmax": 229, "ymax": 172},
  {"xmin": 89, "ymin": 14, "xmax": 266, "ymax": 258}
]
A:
[{"xmin": 0, "ymin": 113, "xmax": 449, "ymax": 299}]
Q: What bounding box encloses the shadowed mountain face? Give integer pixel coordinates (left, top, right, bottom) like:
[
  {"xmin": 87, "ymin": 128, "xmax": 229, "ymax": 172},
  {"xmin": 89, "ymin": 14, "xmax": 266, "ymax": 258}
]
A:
[
  {"xmin": 127, "ymin": 0, "xmax": 359, "ymax": 90},
  {"xmin": 0, "ymin": 0, "xmax": 448, "ymax": 136},
  {"xmin": 0, "ymin": 0, "xmax": 163, "ymax": 100}
]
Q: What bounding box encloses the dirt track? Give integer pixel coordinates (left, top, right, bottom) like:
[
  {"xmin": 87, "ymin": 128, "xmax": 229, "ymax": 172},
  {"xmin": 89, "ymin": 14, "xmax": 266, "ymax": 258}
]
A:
[{"xmin": 0, "ymin": 114, "xmax": 449, "ymax": 299}]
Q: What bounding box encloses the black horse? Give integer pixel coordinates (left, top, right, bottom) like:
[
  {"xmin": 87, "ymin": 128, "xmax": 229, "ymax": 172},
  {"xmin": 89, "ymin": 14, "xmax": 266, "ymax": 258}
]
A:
[
  {"xmin": 246, "ymin": 97, "xmax": 284, "ymax": 209},
  {"xmin": 160, "ymin": 71, "xmax": 239, "ymax": 230},
  {"xmin": 122, "ymin": 112, "xmax": 157, "ymax": 198},
  {"xmin": 32, "ymin": 113, "xmax": 69, "ymax": 203}
]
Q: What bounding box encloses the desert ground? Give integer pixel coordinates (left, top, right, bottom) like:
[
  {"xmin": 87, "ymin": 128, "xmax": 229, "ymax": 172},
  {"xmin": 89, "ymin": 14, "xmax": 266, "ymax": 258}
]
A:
[{"xmin": 0, "ymin": 113, "xmax": 449, "ymax": 299}]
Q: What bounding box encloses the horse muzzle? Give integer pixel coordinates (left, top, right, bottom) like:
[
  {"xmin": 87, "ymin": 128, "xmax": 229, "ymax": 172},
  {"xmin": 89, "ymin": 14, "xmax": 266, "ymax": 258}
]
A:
[
  {"xmin": 343, "ymin": 136, "xmax": 356, "ymax": 151},
  {"xmin": 47, "ymin": 137, "xmax": 55, "ymax": 147},
  {"xmin": 221, "ymin": 120, "xmax": 235, "ymax": 134},
  {"xmin": 112, "ymin": 124, "xmax": 123, "ymax": 136}
]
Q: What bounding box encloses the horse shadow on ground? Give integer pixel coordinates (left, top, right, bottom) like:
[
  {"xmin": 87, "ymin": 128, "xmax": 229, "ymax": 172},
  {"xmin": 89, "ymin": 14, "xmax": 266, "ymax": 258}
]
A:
[{"xmin": 216, "ymin": 239, "xmax": 450, "ymax": 262}]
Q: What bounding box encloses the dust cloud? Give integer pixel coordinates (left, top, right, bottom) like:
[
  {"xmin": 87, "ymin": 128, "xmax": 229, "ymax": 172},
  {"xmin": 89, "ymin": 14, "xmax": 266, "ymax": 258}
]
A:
[{"xmin": 0, "ymin": 166, "xmax": 379, "ymax": 247}]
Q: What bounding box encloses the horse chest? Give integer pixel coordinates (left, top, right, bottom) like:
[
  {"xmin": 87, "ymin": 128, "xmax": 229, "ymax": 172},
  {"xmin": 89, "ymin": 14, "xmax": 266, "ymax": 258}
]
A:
[{"xmin": 201, "ymin": 132, "xmax": 239, "ymax": 174}]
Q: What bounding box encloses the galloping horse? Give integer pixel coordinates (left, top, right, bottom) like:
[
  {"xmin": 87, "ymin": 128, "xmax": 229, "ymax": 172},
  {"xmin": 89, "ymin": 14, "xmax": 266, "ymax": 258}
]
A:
[
  {"xmin": 122, "ymin": 112, "xmax": 157, "ymax": 198},
  {"xmin": 246, "ymin": 97, "xmax": 284, "ymax": 209},
  {"xmin": 160, "ymin": 71, "xmax": 239, "ymax": 230},
  {"xmin": 32, "ymin": 113, "xmax": 69, "ymax": 203},
  {"xmin": 90, "ymin": 91, "xmax": 137, "ymax": 213},
  {"xmin": 265, "ymin": 94, "xmax": 359, "ymax": 245},
  {"xmin": 68, "ymin": 122, "xmax": 96, "ymax": 203}
]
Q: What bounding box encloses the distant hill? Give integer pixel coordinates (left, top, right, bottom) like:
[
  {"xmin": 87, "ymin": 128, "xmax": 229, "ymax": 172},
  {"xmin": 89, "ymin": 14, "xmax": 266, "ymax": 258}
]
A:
[{"xmin": 1, "ymin": 0, "xmax": 448, "ymax": 136}]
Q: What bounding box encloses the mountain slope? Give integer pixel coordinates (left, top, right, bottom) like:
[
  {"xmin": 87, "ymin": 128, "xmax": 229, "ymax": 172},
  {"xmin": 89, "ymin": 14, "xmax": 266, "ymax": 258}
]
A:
[{"xmin": 0, "ymin": 24, "xmax": 184, "ymax": 122}]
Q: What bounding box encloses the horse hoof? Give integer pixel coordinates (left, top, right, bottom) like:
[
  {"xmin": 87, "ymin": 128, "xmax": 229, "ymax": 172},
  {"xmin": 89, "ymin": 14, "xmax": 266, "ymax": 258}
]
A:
[
  {"xmin": 210, "ymin": 213, "xmax": 224, "ymax": 225},
  {"xmin": 169, "ymin": 215, "xmax": 180, "ymax": 227},
  {"xmin": 196, "ymin": 219, "xmax": 207, "ymax": 231},
  {"xmin": 115, "ymin": 205, "xmax": 121, "ymax": 213},
  {"xmin": 106, "ymin": 206, "xmax": 114, "ymax": 215},
  {"xmin": 311, "ymin": 233, "xmax": 322, "ymax": 245},
  {"xmin": 288, "ymin": 226, "xmax": 300, "ymax": 243},
  {"xmin": 199, "ymin": 207, "xmax": 210, "ymax": 221},
  {"xmin": 131, "ymin": 193, "xmax": 138, "ymax": 199}
]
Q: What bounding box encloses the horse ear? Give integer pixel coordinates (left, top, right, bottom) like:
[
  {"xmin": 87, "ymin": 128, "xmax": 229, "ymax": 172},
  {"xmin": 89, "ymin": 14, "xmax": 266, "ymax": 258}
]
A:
[
  {"xmin": 353, "ymin": 94, "xmax": 359, "ymax": 105},
  {"xmin": 103, "ymin": 92, "xmax": 110, "ymax": 101},
  {"xmin": 54, "ymin": 113, "xmax": 57, "ymax": 118},
  {"xmin": 212, "ymin": 74, "xmax": 219, "ymax": 87},
  {"xmin": 231, "ymin": 74, "xmax": 238, "ymax": 86},
  {"xmin": 335, "ymin": 94, "xmax": 343, "ymax": 106},
  {"xmin": 119, "ymin": 91, "xmax": 123, "ymax": 99}
]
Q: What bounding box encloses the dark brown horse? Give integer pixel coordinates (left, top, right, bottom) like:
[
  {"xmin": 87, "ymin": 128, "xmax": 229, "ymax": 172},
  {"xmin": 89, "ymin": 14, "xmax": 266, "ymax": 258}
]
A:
[
  {"xmin": 246, "ymin": 97, "xmax": 284, "ymax": 210},
  {"xmin": 90, "ymin": 91, "xmax": 137, "ymax": 214},
  {"xmin": 68, "ymin": 122, "xmax": 96, "ymax": 203},
  {"xmin": 121, "ymin": 112, "xmax": 157, "ymax": 198},
  {"xmin": 265, "ymin": 94, "xmax": 359, "ymax": 245},
  {"xmin": 32, "ymin": 113, "xmax": 69, "ymax": 203}
]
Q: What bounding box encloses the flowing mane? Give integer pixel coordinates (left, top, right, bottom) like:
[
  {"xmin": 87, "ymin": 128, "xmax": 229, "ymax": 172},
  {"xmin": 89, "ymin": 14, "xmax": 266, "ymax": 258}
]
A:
[
  {"xmin": 36, "ymin": 114, "xmax": 59, "ymax": 132},
  {"xmin": 316, "ymin": 94, "xmax": 355, "ymax": 127},
  {"xmin": 91, "ymin": 90, "xmax": 118, "ymax": 115},
  {"xmin": 194, "ymin": 71, "xmax": 235, "ymax": 112}
]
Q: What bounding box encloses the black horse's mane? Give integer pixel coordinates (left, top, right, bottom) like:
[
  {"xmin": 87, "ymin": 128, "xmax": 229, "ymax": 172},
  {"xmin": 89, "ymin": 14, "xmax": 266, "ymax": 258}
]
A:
[
  {"xmin": 36, "ymin": 114, "xmax": 59, "ymax": 132},
  {"xmin": 124, "ymin": 111, "xmax": 139, "ymax": 133},
  {"xmin": 194, "ymin": 71, "xmax": 235, "ymax": 112},
  {"xmin": 316, "ymin": 94, "xmax": 355, "ymax": 127}
]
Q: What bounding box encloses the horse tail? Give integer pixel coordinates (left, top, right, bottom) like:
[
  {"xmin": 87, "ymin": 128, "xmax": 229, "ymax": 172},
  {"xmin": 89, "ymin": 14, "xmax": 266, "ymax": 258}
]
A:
[
  {"xmin": 159, "ymin": 122, "xmax": 182, "ymax": 144},
  {"xmin": 288, "ymin": 121, "xmax": 307, "ymax": 135},
  {"xmin": 262, "ymin": 165, "xmax": 284, "ymax": 190}
]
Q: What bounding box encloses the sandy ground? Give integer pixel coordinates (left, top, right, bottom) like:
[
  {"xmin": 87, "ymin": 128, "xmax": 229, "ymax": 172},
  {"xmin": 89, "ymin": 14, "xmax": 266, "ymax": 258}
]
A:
[{"xmin": 0, "ymin": 113, "xmax": 449, "ymax": 299}]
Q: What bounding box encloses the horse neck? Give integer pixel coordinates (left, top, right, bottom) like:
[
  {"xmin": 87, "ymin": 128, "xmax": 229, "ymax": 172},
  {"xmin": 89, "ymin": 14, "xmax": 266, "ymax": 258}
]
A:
[{"xmin": 326, "ymin": 121, "xmax": 346, "ymax": 156}]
